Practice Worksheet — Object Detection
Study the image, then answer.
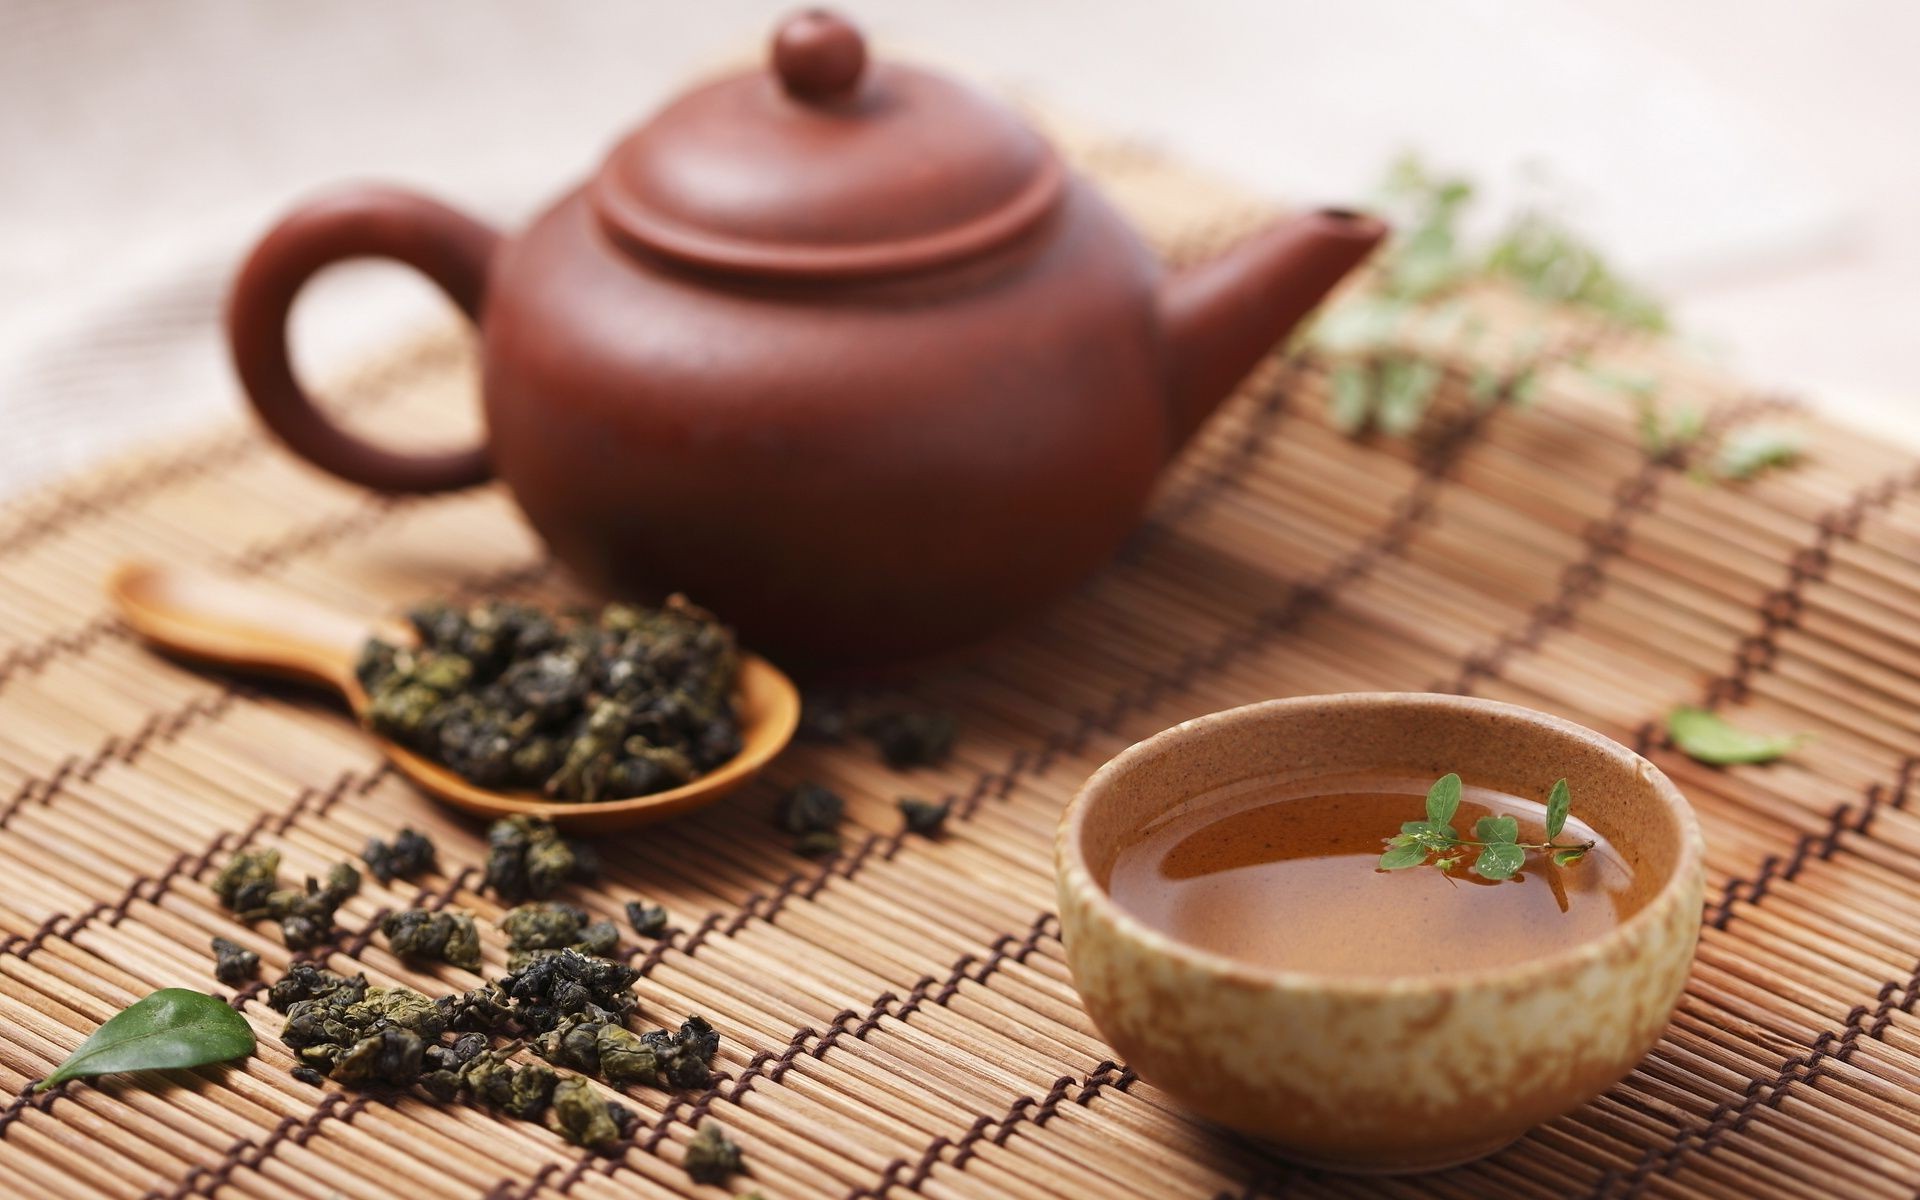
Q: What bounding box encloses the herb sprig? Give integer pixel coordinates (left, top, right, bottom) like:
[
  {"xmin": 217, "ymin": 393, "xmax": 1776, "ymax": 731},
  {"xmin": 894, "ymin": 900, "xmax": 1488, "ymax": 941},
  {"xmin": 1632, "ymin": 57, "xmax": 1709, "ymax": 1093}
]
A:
[{"xmin": 1379, "ymin": 774, "xmax": 1595, "ymax": 881}]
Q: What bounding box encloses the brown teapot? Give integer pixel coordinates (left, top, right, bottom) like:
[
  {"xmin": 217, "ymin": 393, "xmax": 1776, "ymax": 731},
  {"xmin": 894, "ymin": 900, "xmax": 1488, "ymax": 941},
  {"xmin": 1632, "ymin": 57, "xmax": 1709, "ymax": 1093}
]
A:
[{"xmin": 229, "ymin": 9, "xmax": 1384, "ymax": 669}]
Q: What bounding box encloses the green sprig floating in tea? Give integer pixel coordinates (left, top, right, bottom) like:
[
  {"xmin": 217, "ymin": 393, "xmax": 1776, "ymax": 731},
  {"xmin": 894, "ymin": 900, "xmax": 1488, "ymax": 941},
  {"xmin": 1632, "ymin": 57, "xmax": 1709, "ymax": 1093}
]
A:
[{"xmin": 1378, "ymin": 774, "xmax": 1595, "ymax": 880}]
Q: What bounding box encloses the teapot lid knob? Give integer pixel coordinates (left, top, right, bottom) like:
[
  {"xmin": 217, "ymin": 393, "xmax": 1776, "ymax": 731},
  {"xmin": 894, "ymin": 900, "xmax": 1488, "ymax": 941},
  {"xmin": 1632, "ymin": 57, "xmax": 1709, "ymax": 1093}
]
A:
[{"xmin": 771, "ymin": 9, "xmax": 868, "ymax": 101}]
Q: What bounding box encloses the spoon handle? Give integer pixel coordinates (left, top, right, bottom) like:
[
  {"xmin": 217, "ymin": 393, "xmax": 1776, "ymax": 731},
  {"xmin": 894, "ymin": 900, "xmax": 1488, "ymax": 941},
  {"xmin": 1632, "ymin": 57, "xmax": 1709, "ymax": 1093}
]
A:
[{"xmin": 109, "ymin": 564, "xmax": 371, "ymax": 694}]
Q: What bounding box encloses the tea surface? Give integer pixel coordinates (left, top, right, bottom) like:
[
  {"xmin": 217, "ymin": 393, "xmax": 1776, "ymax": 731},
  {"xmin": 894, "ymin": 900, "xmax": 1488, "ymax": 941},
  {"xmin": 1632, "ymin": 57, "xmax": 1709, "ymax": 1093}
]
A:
[{"xmin": 1107, "ymin": 774, "xmax": 1641, "ymax": 977}]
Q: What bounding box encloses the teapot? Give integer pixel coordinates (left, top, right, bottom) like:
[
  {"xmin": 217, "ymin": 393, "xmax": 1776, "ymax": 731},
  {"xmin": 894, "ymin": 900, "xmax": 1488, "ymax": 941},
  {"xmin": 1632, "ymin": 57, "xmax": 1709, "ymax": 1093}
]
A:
[{"xmin": 229, "ymin": 9, "xmax": 1384, "ymax": 669}]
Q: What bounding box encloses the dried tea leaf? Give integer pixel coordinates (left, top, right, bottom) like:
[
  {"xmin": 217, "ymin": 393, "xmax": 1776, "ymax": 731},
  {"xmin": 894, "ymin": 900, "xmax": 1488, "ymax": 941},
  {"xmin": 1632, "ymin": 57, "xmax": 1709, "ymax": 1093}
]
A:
[
  {"xmin": 362, "ymin": 828, "xmax": 436, "ymax": 884},
  {"xmin": 41, "ymin": 989, "xmax": 254, "ymax": 1090},
  {"xmin": 685, "ymin": 1122, "xmax": 744, "ymax": 1184},
  {"xmin": 624, "ymin": 900, "xmax": 669, "ymax": 939},
  {"xmin": 1668, "ymin": 707, "xmax": 1806, "ymax": 765},
  {"xmin": 210, "ymin": 937, "xmax": 260, "ymax": 987},
  {"xmin": 897, "ymin": 797, "xmax": 951, "ymax": 837},
  {"xmin": 381, "ymin": 909, "xmax": 482, "ymax": 970}
]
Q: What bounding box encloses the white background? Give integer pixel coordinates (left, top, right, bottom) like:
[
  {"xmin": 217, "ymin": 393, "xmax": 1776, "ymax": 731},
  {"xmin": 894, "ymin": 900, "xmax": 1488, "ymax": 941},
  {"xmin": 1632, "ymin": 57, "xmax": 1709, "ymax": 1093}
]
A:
[{"xmin": 2, "ymin": 0, "xmax": 1915, "ymax": 495}]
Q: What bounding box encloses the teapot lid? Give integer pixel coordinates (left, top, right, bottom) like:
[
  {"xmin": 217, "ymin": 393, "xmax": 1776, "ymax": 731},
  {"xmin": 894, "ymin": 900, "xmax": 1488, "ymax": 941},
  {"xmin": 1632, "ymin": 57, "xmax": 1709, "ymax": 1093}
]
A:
[{"xmin": 589, "ymin": 9, "xmax": 1065, "ymax": 279}]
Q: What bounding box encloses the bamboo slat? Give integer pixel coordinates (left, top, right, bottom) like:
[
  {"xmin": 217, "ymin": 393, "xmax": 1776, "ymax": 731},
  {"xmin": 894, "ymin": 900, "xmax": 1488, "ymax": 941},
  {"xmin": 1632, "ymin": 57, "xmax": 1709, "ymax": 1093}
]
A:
[{"xmin": 0, "ymin": 130, "xmax": 1914, "ymax": 1200}]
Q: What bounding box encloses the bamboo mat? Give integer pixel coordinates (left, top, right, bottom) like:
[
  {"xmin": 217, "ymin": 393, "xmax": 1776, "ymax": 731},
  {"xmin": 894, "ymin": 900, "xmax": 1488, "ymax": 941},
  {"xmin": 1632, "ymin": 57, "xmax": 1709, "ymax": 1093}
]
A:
[{"xmin": 3, "ymin": 132, "xmax": 1920, "ymax": 1200}]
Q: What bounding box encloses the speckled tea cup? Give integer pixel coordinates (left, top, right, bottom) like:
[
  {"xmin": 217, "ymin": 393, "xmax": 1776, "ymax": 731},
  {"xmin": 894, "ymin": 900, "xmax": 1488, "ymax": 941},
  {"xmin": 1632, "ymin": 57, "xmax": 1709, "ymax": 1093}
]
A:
[{"xmin": 1055, "ymin": 693, "xmax": 1704, "ymax": 1173}]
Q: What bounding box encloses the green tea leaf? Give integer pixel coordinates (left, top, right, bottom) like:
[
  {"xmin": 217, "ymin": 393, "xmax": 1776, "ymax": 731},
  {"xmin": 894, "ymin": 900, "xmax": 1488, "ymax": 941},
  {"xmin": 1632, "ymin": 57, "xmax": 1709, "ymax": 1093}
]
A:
[
  {"xmin": 1328, "ymin": 362, "xmax": 1373, "ymax": 434},
  {"xmin": 1668, "ymin": 707, "xmax": 1807, "ymax": 766},
  {"xmin": 1545, "ymin": 778, "xmax": 1571, "ymax": 839},
  {"xmin": 1552, "ymin": 847, "xmax": 1587, "ymax": 868},
  {"xmin": 41, "ymin": 989, "xmax": 254, "ymax": 1090},
  {"xmin": 1714, "ymin": 427, "xmax": 1803, "ymax": 481},
  {"xmin": 1473, "ymin": 815, "xmax": 1519, "ymax": 845},
  {"xmin": 1473, "ymin": 843, "xmax": 1525, "ymax": 880},
  {"xmin": 1376, "ymin": 357, "xmax": 1442, "ymax": 436},
  {"xmin": 1425, "ymin": 774, "xmax": 1462, "ymax": 827},
  {"xmin": 1379, "ymin": 842, "xmax": 1431, "ymax": 871}
]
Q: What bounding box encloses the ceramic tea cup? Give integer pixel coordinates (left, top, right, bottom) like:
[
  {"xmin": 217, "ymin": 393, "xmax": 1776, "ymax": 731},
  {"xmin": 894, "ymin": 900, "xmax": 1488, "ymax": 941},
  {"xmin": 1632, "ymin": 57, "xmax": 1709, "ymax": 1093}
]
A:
[{"xmin": 1055, "ymin": 693, "xmax": 1703, "ymax": 1173}]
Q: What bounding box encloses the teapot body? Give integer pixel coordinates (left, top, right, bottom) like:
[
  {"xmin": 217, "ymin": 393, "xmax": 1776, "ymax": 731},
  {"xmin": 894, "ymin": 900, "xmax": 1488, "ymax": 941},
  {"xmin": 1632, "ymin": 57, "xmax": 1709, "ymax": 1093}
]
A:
[{"xmin": 481, "ymin": 179, "xmax": 1169, "ymax": 666}]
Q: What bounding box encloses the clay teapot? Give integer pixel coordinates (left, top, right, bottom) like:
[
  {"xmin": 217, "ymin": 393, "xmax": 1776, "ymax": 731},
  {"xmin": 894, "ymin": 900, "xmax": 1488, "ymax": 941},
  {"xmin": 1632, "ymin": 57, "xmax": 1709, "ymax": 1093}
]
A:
[{"xmin": 229, "ymin": 9, "xmax": 1384, "ymax": 669}]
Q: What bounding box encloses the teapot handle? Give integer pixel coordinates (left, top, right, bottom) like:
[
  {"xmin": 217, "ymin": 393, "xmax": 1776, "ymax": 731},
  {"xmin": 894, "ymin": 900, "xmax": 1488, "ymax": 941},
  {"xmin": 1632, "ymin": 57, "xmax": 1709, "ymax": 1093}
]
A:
[{"xmin": 227, "ymin": 185, "xmax": 501, "ymax": 493}]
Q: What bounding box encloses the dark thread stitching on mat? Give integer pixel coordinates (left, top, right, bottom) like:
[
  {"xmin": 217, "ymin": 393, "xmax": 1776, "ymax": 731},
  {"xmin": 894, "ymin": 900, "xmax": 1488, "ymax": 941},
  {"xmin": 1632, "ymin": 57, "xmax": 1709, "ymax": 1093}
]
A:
[
  {"xmin": 845, "ymin": 1062, "xmax": 1136, "ymax": 1198},
  {"xmin": 530, "ymin": 914, "xmax": 1064, "ymax": 1197},
  {"xmin": 1121, "ymin": 366, "xmax": 1297, "ymax": 561},
  {"xmin": 1594, "ymin": 953, "xmax": 1920, "ymax": 1199},
  {"xmin": 1680, "ymin": 463, "xmax": 1920, "ymax": 714},
  {"xmin": 0, "ymin": 687, "xmax": 245, "ymax": 828},
  {"xmin": 0, "ymin": 765, "xmax": 392, "ymax": 960},
  {"xmin": 1705, "ymin": 760, "xmax": 1915, "ymax": 931},
  {"xmin": 0, "ymin": 614, "xmax": 125, "ymax": 693},
  {"xmin": 145, "ymin": 1094, "xmax": 377, "ymax": 1200},
  {"xmin": 1439, "ymin": 394, "xmax": 1798, "ymax": 694}
]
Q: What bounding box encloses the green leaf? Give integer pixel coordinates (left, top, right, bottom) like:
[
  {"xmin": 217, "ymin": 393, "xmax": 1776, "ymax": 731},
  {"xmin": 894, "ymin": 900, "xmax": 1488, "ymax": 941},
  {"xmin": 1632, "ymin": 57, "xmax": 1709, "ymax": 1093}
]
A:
[
  {"xmin": 1667, "ymin": 707, "xmax": 1807, "ymax": 766},
  {"xmin": 1714, "ymin": 427, "xmax": 1803, "ymax": 481},
  {"xmin": 1425, "ymin": 773, "xmax": 1462, "ymax": 827},
  {"xmin": 1545, "ymin": 778, "xmax": 1571, "ymax": 840},
  {"xmin": 1552, "ymin": 847, "xmax": 1587, "ymax": 868},
  {"xmin": 1473, "ymin": 814, "xmax": 1519, "ymax": 845},
  {"xmin": 1473, "ymin": 843, "xmax": 1526, "ymax": 880},
  {"xmin": 1375, "ymin": 357, "xmax": 1442, "ymax": 436},
  {"xmin": 40, "ymin": 989, "xmax": 254, "ymax": 1091},
  {"xmin": 1328, "ymin": 362, "xmax": 1373, "ymax": 434},
  {"xmin": 1379, "ymin": 842, "xmax": 1431, "ymax": 871}
]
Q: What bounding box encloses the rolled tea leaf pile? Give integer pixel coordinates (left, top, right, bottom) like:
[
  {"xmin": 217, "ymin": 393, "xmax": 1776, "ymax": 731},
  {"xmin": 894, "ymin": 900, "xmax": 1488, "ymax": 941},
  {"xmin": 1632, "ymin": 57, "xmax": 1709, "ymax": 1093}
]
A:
[{"xmin": 357, "ymin": 597, "xmax": 742, "ymax": 801}]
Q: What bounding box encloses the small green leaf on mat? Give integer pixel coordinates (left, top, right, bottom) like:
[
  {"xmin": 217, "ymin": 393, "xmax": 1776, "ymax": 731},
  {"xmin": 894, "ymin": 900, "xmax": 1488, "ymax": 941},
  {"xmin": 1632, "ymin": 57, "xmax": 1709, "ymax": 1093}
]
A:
[
  {"xmin": 1714, "ymin": 427, "xmax": 1803, "ymax": 481},
  {"xmin": 1667, "ymin": 707, "xmax": 1807, "ymax": 765},
  {"xmin": 39, "ymin": 988, "xmax": 254, "ymax": 1091},
  {"xmin": 1545, "ymin": 778, "xmax": 1571, "ymax": 839}
]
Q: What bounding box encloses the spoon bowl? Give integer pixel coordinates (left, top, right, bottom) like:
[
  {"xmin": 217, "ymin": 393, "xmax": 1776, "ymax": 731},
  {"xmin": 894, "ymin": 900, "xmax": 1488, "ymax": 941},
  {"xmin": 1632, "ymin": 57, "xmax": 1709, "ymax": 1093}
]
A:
[{"xmin": 109, "ymin": 563, "xmax": 800, "ymax": 832}]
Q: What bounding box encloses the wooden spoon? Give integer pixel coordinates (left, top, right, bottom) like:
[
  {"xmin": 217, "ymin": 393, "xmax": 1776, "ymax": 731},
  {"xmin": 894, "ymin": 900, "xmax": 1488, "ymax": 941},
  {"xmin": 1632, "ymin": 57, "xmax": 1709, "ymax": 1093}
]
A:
[{"xmin": 108, "ymin": 563, "xmax": 800, "ymax": 832}]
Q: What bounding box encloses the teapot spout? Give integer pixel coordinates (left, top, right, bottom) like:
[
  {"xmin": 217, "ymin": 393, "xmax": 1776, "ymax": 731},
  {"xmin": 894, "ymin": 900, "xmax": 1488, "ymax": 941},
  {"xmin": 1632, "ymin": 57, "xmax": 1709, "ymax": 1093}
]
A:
[{"xmin": 1159, "ymin": 207, "xmax": 1387, "ymax": 449}]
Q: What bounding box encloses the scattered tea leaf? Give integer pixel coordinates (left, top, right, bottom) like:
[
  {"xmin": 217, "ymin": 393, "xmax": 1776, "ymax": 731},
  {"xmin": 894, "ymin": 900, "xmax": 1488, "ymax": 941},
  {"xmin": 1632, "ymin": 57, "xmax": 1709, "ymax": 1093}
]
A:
[
  {"xmin": 624, "ymin": 900, "xmax": 669, "ymax": 940},
  {"xmin": 41, "ymin": 988, "xmax": 254, "ymax": 1090},
  {"xmin": 1714, "ymin": 427, "xmax": 1803, "ymax": 481},
  {"xmin": 1668, "ymin": 707, "xmax": 1806, "ymax": 765},
  {"xmin": 897, "ymin": 796, "xmax": 952, "ymax": 837},
  {"xmin": 685, "ymin": 1122, "xmax": 744, "ymax": 1184},
  {"xmin": 210, "ymin": 937, "xmax": 260, "ymax": 988},
  {"xmin": 1545, "ymin": 778, "xmax": 1571, "ymax": 840}
]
